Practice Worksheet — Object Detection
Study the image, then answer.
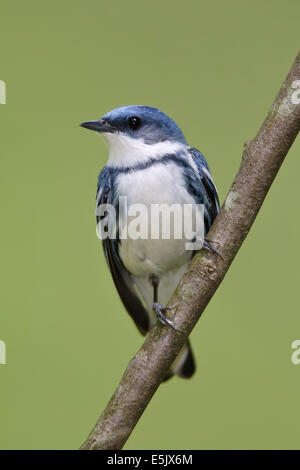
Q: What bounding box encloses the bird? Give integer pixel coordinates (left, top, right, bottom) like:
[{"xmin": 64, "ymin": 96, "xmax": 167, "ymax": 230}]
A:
[{"xmin": 80, "ymin": 105, "xmax": 219, "ymax": 380}]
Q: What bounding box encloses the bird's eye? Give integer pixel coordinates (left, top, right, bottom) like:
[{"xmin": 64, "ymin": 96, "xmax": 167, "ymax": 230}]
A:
[{"xmin": 128, "ymin": 116, "xmax": 142, "ymax": 130}]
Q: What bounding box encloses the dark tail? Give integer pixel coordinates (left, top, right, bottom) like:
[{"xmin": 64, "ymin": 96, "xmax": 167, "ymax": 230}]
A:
[{"xmin": 163, "ymin": 340, "xmax": 195, "ymax": 381}]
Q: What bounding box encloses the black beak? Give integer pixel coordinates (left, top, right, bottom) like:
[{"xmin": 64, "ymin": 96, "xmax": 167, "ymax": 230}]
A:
[{"xmin": 80, "ymin": 118, "xmax": 117, "ymax": 133}]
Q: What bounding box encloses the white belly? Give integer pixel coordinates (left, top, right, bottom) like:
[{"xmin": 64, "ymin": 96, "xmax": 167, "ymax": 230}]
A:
[{"xmin": 116, "ymin": 162, "xmax": 203, "ymax": 277}]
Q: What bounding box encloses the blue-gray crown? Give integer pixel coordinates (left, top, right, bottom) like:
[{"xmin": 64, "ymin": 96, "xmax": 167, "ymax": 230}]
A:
[{"xmin": 102, "ymin": 105, "xmax": 187, "ymax": 144}]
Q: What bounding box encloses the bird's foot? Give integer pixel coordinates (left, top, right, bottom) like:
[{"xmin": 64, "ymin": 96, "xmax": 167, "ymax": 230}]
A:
[
  {"xmin": 203, "ymin": 238, "xmax": 223, "ymax": 259},
  {"xmin": 153, "ymin": 303, "xmax": 184, "ymax": 333}
]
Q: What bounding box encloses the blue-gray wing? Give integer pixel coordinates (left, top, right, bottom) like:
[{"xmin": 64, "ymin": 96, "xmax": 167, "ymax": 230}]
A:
[
  {"xmin": 96, "ymin": 167, "xmax": 150, "ymax": 334},
  {"xmin": 188, "ymin": 147, "xmax": 220, "ymax": 233}
]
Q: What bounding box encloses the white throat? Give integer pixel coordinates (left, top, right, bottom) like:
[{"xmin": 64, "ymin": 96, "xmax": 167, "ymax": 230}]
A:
[{"xmin": 101, "ymin": 132, "xmax": 187, "ymax": 167}]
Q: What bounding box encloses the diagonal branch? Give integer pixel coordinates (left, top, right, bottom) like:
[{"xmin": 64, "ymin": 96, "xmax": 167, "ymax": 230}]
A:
[{"xmin": 81, "ymin": 51, "xmax": 300, "ymax": 450}]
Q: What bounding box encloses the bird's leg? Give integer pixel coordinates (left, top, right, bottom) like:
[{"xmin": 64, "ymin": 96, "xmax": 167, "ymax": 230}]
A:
[
  {"xmin": 150, "ymin": 275, "xmax": 184, "ymax": 333},
  {"xmin": 150, "ymin": 274, "xmax": 159, "ymax": 304}
]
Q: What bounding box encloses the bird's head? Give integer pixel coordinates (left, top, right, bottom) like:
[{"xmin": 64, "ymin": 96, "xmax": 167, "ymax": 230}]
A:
[{"xmin": 80, "ymin": 105, "xmax": 187, "ymax": 166}]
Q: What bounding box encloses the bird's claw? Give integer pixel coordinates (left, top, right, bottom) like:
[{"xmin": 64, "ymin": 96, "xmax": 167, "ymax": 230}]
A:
[
  {"xmin": 203, "ymin": 238, "xmax": 223, "ymax": 259},
  {"xmin": 153, "ymin": 303, "xmax": 184, "ymax": 333}
]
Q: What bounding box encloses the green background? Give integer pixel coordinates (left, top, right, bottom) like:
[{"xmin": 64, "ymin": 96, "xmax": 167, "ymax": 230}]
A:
[{"xmin": 1, "ymin": 0, "xmax": 300, "ymax": 450}]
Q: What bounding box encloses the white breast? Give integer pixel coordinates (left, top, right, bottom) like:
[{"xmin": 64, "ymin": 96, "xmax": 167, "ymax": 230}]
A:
[{"xmin": 115, "ymin": 162, "xmax": 203, "ymax": 277}]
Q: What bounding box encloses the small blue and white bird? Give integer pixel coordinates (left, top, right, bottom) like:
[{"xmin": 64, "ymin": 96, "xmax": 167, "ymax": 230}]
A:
[{"xmin": 80, "ymin": 105, "xmax": 219, "ymax": 380}]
